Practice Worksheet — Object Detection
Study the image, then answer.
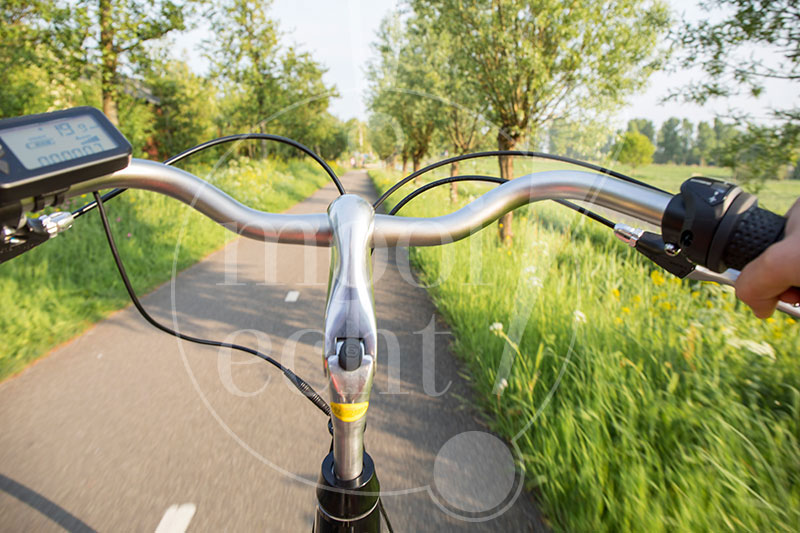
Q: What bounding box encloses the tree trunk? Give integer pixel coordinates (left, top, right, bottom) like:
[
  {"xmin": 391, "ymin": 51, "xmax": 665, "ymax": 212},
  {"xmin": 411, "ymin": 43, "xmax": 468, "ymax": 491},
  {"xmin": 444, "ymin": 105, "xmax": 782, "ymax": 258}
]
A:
[
  {"xmin": 412, "ymin": 156, "xmax": 421, "ymax": 183},
  {"xmin": 497, "ymin": 132, "xmax": 516, "ymax": 245},
  {"xmin": 99, "ymin": 0, "xmax": 119, "ymax": 126},
  {"xmin": 450, "ymin": 161, "xmax": 459, "ymax": 203},
  {"xmin": 402, "ymin": 154, "xmax": 408, "ymax": 174}
]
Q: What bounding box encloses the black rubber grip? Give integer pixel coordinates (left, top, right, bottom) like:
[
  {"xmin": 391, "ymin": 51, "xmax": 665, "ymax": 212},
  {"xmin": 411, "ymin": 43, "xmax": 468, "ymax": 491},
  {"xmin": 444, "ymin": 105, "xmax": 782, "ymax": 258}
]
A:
[{"xmin": 721, "ymin": 206, "xmax": 786, "ymax": 271}]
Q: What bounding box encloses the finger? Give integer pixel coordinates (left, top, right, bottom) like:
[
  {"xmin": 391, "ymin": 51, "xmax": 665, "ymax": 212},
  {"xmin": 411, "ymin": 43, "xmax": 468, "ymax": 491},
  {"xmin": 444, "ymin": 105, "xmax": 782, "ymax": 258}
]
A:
[{"xmin": 779, "ymin": 287, "xmax": 800, "ymax": 306}]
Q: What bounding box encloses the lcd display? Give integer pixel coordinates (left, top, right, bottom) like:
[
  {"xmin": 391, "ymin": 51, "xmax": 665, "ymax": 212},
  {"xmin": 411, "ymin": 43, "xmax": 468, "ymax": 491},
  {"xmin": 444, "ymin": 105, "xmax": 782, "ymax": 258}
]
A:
[{"xmin": 0, "ymin": 114, "xmax": 119, "ymax": 170}]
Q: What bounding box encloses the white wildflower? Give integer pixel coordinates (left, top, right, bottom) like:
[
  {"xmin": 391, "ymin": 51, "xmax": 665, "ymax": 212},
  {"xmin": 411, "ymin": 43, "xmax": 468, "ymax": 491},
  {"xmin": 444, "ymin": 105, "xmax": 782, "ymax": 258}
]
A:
[
  {"xmin": 573, "ymin": 310, "xmax": 587, "ymax": 324},
  {"xmin": 727, "ymin": 338, "xmax": 776, "ymax": 360},
  {"xmin": 489, "ymin": 322, "xmax": 504, "ymax": 333},
  {"xmin": 523, "ymin": 266, "xmax": 537, "ymax": 275},
  {"xmin": 527, "ymin": 276, "xmax": 543, "ymax": 289},
  {"xmin": 496, "ymin": 378, "xmax": 509, "ymax": 394}
]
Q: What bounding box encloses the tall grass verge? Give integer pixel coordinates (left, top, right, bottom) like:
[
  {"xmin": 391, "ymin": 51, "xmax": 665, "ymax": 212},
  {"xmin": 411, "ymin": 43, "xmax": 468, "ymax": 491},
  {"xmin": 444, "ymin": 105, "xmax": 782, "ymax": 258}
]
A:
[{"xmin": 371, "ymin": 164, "xmax": 800, "ymax": 532}]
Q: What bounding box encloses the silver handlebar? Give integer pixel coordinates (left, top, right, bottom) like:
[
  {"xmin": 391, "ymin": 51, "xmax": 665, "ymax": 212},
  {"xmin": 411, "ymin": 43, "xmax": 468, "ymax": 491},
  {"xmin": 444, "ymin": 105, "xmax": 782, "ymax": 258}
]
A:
[{"xmin": 67, "ymin": 159, "xmax": 672, "ymax": 247}]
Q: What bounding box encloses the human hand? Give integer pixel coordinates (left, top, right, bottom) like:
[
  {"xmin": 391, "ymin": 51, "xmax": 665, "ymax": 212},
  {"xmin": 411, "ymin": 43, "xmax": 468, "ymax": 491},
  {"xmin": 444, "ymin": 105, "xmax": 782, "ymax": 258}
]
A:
[{"xmin": 735, "ymin": 198, "xmax": 800, "ymax": 318}]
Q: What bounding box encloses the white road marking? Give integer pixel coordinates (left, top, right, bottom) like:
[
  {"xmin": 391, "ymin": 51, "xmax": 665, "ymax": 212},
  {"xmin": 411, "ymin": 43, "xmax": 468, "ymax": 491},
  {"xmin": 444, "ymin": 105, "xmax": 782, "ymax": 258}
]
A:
[
  {"xmin": 285, "ymin": 290, "xmax": 300, "ymax": 303},
  {"xmin": 155, "ymin": 503, "xmax": 196, "ymax": 533}
]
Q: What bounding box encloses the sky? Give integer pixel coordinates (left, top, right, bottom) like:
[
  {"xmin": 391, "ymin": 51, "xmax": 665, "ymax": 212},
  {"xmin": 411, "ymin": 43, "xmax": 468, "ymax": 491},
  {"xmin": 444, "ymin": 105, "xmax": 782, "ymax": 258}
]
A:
[{"xmin": 178, "ymin": 0, "xmax": 797, "ymax": 129}]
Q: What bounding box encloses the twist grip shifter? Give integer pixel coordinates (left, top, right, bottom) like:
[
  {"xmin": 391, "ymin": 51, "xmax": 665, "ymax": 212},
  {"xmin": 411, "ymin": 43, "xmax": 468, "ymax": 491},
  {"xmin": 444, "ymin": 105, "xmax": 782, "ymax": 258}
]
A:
[{"xmin": 662, "ymin": 177, "xmax": 787, "ymax": 273}]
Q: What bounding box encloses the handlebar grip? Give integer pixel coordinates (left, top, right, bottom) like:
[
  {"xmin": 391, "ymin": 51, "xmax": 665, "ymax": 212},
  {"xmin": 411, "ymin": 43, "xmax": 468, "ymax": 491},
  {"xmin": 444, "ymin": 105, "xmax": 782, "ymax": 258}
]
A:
[
  {"xmin": 662, "ymin": 177, "xmax": 788, "ymax": 273},
  {"xmin": 720, "ymin": 205, "xmax": 785, "ymax": 271}
]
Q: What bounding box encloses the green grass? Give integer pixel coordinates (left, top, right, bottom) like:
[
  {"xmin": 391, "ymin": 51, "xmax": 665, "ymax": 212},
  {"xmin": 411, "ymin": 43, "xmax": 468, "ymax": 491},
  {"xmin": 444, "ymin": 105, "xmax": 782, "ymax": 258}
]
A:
[
  {"xmin": 370, "ymin": 163, "xmax": 800, "ymax": 532},
  {"xmin": 0, "ymin": 157, "xmax": 336, "ymax": 381}
]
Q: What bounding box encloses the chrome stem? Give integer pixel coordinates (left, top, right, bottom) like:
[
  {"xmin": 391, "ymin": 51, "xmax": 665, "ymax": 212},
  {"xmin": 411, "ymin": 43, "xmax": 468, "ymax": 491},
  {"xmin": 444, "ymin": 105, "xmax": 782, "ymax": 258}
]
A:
[{"xmin": 323, "ymin": 195, "xmax": 378, "ymax": 481}]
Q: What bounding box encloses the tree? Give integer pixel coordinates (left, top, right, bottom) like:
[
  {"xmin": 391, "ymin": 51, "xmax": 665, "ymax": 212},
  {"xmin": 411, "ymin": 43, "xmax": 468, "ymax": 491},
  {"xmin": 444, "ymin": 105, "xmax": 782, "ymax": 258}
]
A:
[
  {"xmin": 207, "ymin": 0, "xmax": 336, "ymax": 158},
  {"xmin": 368, "ymin": 113, "xmax": 402, "ymax": 164},
  {"xmin": 626, "ymin": 118, "xmax": 656, "ymax": 144},
  {"xmin": 406, "ymin": 15, "xmax": 488, "ymax": 201},
  {"xmin": 655, "ymin": 117, "xmax": 682, "ymax": 164},
  {"xmin": 613, "ymin": 130, "xmax": 655, "ymax": 168},
  {"xmin": 716, "ymin": 121, "xmax": 800, "ymax": 186},
  {"xmin": 91, "ymin": 0, "xmax": 193, "ymax": 125},
  {"xmin": 367, "ymin": 13, "xmax": 442, "ymax": 175},
  {"xmin": 547, "ymin": 119, "xmax": 615, "ymax": 161},
  {"xmin": 145, "ymin": 58, "xmax": 218, "ymax": 160},
  {"xmin": 694, "ymin": 121, "xmax": 716, "ymax": 166},
  {"xmin": 413, "ymin": 0, "xmax": 670, "ymax": 243},
  {"xmin": 1, "ymin": 0, "xmax": 91, "ymax": 118},
  {"xmin": 680, "ymin": 119, "xmax": 694, "ymax": 164},
  {"xmin": 678, "ymin": 0, "xmax": 800, "ymax": 186}
]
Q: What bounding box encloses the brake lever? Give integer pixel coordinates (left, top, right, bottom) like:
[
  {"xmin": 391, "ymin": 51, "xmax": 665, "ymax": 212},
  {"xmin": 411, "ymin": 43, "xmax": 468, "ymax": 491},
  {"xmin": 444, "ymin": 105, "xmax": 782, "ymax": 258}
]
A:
[
  {"xmin": 687, "ymin": 266, "xmax": 800, "ymax": 319},
  {"xmin": 615, "ymin": 223, "xmax": 800, "ymax": 319}
]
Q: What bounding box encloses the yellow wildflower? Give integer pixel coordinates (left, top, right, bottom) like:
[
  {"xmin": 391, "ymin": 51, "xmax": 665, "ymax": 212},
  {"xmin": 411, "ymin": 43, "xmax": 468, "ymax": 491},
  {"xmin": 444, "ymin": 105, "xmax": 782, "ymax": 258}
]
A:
[
  {"xmin": 659, "ymin": 301, "xmax": 673, "ymax": 311},
  {"xmin": 650, "ymin": 270, "xmax": 666, "ymax": 286},
  {"xmin": 633, "ymin": 295, "xmax": 642, "ymax": 305},
  {"xmin": 788, "ymin": 318, "xmax": 796, "ymax": 325},
  {"xmin": 614, "ymin": 317, "xmax": 623, "ymax": 326},
  {"xmin": 691, "ymin": 291, "xmax": 700, "ymax": 299},
  {"xmin": 622, "ymin": 307, "xmax": 631, "ymax": 314},
  {"xmin": 766, "ymin": 317, "xmax": 776, "ymax": 324},
  {"xmin": 612, "ymin": 288, "xmax": 620, "ymax": 300}
]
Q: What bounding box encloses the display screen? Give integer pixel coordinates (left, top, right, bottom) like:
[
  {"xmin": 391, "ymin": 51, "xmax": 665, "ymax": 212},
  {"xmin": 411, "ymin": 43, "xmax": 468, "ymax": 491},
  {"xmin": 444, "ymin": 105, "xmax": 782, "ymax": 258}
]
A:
[{"xmin": 0, "ymin": 114, "xmax": 119, "ymax": 170}]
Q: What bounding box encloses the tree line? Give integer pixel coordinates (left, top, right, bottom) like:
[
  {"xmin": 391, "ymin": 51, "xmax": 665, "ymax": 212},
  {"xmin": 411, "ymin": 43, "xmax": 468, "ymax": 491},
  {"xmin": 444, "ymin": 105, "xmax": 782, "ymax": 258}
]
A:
[
  {"xmin": 1, "ymin": 0, "xmax": 352, "ymax": 163},
  {"xmin": 367, "ymin": 0, "xmax": 800, "ymax": 211}
]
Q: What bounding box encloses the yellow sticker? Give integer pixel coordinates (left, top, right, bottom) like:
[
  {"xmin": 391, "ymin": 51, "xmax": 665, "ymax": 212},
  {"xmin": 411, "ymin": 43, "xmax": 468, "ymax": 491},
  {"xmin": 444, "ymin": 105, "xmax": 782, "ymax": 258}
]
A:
[{"xmin": 330, "ymin": 401, "xmax": 369, "ymax": 422}]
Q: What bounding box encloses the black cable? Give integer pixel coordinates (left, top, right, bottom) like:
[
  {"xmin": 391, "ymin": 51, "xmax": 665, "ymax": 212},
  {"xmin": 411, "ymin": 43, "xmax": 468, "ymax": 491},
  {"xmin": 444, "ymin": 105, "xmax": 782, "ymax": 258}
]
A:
[
  {"xmin": 388, "ymin": 174, "xmax": 616, "ymax": 229},
  {"xmin": 379, "ymin": 499, "xmax": 394, "ymax": 533},
  {"xmin": 74, "ymin": 133, "xmax": 345, "ymax": 220},
  {"xmin": 373, "ymin": 150, "xmax": 669, "ymax": 210},
  {"xmin": 91, "ymin": 191, "xmax": 331, "ymax": 418},
  {"xmin": 387, "ymin": 175, "xmax": 506, "ymax": 216}
]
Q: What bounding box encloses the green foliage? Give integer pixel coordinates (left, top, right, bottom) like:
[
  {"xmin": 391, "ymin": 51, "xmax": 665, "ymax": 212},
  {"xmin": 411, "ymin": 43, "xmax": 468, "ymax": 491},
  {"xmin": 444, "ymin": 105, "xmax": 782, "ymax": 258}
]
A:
[
  {"xmin": 370, "ymin": 165, "xmax": 800, "ymax": 533},
  {"xmin": 547, "ymin": 119, "xmax": 616, "ymax": 162},
  {"xmin": 367, "ymin": 11, "xmax": 443, "ymax": 171},
  {"xmin": 144, "ymin": 59, "xmax": 218, "ymax": 160},
  {"xmin": 715, "ymin": 120, "xmax": 800, "ymax": 188},
  {"xmin": 411, "ymin": 0, "xmax": 670, "ymax": 151},
  {"xmin": 677, "ymin": 0, "xmax": 800, "ymax": 187},
  {"xmin": 693, "ymin": 121, "xmax": 716, "ymax": 166},
  {"xmin": 655, "ymin": 118, "xmax": 683, "ymax": 164},
  {"xmin": 613, "ymin": 131, "xmax": 655, "ymax": 168},
  {"xmin": 367, "ymin": 113, "xmax": 402, "ymax": 162},
  {"xmin": 207, "ymin": 0, "xmax": 337, "ymax": 151},
  {"xmin": 627, "ymin": 118, "xmax": 656, "ymax": 143},
  {"xmin": 0, "ymin": 0, "xmax": 92, "ymax": 118}
]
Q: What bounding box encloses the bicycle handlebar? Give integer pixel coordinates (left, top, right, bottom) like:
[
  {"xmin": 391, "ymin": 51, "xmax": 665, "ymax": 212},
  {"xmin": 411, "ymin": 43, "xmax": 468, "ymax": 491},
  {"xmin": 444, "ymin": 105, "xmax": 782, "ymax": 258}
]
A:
[{"xmin": 66, "ymin": 159, "xmax": 672, "ymax": 247}]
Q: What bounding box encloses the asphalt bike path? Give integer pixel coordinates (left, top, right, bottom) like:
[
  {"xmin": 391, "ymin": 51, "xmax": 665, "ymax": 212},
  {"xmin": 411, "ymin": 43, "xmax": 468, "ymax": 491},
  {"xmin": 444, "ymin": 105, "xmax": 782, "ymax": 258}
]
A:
[{"xmin": 0, "ymin": 170, "xmax": 547, "ymax": 531}]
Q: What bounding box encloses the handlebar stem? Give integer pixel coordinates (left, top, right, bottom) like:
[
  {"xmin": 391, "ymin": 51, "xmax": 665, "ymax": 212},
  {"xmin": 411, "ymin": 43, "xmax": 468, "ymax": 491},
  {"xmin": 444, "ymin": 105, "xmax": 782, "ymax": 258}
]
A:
[{"xmin": 323, "ymin": 195, "xmax": 378, "ymax": 481}]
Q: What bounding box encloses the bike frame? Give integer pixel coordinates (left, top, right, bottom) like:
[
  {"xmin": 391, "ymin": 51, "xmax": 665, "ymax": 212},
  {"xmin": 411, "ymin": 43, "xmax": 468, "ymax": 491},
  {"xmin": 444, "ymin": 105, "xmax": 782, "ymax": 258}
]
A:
[{"xmin": 59, "ymin": 159, "xmax": 798, "ymax": 530}]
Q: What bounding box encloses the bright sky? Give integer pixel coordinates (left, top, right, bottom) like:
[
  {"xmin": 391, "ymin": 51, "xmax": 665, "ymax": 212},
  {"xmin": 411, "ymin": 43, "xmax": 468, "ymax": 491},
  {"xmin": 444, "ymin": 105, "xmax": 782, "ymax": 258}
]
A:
[{"xmin": 178, "ymin": 0, "xmax": 797, "ymax": 128}]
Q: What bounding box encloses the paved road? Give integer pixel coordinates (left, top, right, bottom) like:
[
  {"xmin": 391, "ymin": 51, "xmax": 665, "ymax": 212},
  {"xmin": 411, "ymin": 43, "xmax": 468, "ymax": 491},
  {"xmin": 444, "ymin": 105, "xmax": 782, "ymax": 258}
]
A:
[{"xmin": 0, "ymin": 171, "xmax": 547, "ymax": 532}]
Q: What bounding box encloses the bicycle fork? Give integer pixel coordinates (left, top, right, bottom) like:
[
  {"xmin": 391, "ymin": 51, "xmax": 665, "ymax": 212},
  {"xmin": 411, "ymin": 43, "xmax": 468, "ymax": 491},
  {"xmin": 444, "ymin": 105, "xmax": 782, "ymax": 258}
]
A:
[{"xmin": 314, "ymin": 195, "xmax": 382, "ymax": 532}]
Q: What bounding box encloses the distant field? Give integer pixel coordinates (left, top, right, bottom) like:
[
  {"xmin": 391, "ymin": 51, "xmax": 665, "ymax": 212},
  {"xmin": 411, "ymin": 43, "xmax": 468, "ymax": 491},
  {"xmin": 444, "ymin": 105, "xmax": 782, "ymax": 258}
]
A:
[
  {"xmin": 370, "ymin": 162, "xmax": 800, "ymax": 533},
  {"xmin": 395, "ymin": 157, "xmax": 797, "ymax": 213},
  {"xmin": 0, "ymin": 158, "xmax": 336, "ymax": 381}
]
